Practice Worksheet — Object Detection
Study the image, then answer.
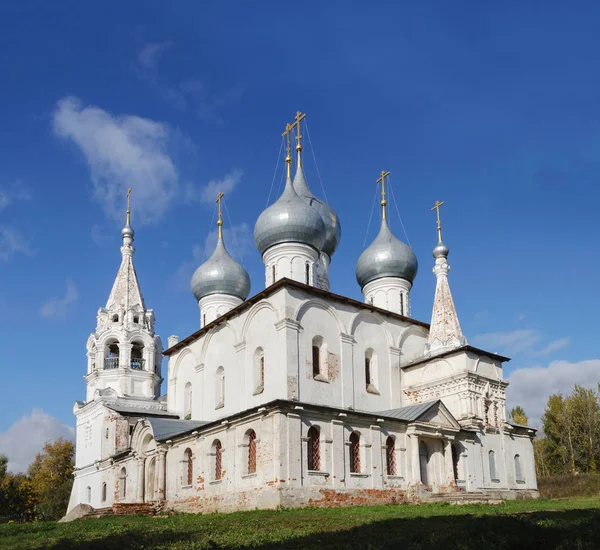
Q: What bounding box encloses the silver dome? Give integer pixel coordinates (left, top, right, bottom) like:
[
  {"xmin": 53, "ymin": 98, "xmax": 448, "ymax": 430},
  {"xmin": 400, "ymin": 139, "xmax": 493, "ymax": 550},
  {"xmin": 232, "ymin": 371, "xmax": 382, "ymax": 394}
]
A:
[
  {"xmin": 293, "ymin": 167, "xmax": 341, "ymax": 257},
  {"xmin": 356, "ymin": 218, "xmax": 418, "ymax": 288},
  {"xmin": 121, "ymin": 224, "xmax": 134, "ymax": 239},
  {"xmin": 254, "ymin": 174, "xmax": 326, "ymax": 256},
  {"xmin": 433, "ymin": 240, "xmax": 449, "ymax": 259},
  {"xmin": 191, "ymin": 236, "xmax": 250, "ymax": 301}
]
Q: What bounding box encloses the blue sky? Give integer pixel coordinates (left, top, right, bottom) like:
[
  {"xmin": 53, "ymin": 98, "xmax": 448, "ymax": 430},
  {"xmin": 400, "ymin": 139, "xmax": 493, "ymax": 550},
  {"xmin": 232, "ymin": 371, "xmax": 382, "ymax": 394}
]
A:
[{"xmin": 1, "ymin": 1, "xmax": 598, "ymax": 471}]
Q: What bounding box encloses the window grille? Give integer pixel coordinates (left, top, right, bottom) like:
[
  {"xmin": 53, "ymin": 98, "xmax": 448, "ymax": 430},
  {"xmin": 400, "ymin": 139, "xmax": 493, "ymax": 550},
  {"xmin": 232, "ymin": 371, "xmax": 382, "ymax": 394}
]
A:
[
  {"xmin": 248, "ymin": 431, "xmax": 257, "ymax": 474},
  {"xmin": 215, "ymin": 441, "xmax": 222, "ymax": 480},
  {"xmin": 185, "ymin": 449, "xmax": 193, "ymax": 486},
  {"xmin": 386, "ymin": 436, "xmax": 396, "ymax": 475},
  {"xmin": 308, "ymin": 427, "xmax": 321, "ymax": 471},
  {"xmin": 260, "ymin": 356, "xmax": 265, "ymax": 386},
  {"xmin": 350, "ymin": 432, "xmax": 361, "ymax": 473}
]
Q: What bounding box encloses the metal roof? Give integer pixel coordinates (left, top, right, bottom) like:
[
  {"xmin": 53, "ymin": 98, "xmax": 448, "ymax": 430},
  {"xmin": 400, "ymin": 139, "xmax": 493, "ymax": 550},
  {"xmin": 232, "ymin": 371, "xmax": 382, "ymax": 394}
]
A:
[
  {"xmin": 105, "ymin": 404, "xmax": 179, "ymax": 419},
  {"xmin": 147, "ymin": 418, "xmax": 208, "ymax": 441},
  {"xmin": 377, "ymin": 400, "xmax": 439, "ymax": 422}
]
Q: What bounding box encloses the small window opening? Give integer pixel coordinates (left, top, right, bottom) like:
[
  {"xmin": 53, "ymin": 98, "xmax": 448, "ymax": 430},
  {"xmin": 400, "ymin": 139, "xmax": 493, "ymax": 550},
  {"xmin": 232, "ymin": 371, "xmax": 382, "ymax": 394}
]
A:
[
  {"xmin": 386, "ymin": 436, "xmax": 396, "ymax": 476},
  {"xmin": 184, "ymin": 448, "xmax": 193, "ymax": 486},
  {"xmin": 272, "ymin": 265, "xmax": 276, "ymax": 284},
  {"xmin": 133, "ymin": 315, "xmax": 139, "ymax": 324},
  {"xmin": 312, "ymin": 345, "xmax": 320, "ymax": 378},
  {"xmin": 365, "ymin": 357, "xmax": 371, "ymax": 386},
  {"xmin": 350, "ymin": 432, "xmax": 361, "ymax": 473},
  {"xmin": 308, "ymin": 426, "xmax": 320, "ymax": 471},
  {"xmin": 112, "ymin": 314, "xmax": 119, "ymax": 322},
  {"xmin": 214, "ymin": 440, "xmax": 222, "ymax": 480},
  {"xmin": 101, "ymin": 482, "xmax": 107, "ymax": 502},
  {"xmin": 247, "ymin": 430, "xmax": 257, "ymax": 474},
  {"xmin": 305, "ymin": 263, "xmax": 310, "ymax": 285}
]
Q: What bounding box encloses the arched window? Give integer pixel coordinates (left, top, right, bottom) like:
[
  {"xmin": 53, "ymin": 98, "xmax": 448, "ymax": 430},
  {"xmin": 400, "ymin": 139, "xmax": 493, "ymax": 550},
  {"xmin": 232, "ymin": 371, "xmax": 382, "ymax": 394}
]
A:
[
  {"xmin": 105, "ymin": 341, "xmax": 120, "ymax": 370},
  {"xmin": 184, "ymin": 382, "xmax": 192, "ymax": 419},
  {"xmin": 112, "ymin": 314, "xmax": 119, "ymax": 323},
  {"xmin": 247, "ymin": 430, "xmax": 257, "ymax": 474},
  {"xmin": 272, "ymin": 265, "xmax": 276, "ymax": 284},
  {"xmin": 131, "ymin": 342, "xmax": 144, "ymax": 370},
  {"xmin": 365, "ymin": 349, "xmax": 378, "ymax": 392},
  {"xmin": 386, "ymin": 436, "xmax": 396, "ymax": 476},
  {"xmin": 213, "ymin": 440, "xmax": 222, "ymax": 480},
  {"xmin": 254, "ymin": 348, "xmax": 265, "ymax": 393},
  {"xmin": 349, "ymin": 432, "xmax": 361, "ymax": 473},
  {"xmin": 133, "ymin": 315, "xmax": 139, "ymax": 324},
  {"xmin": 184, "ymin": 448, "xmax": 193, "ymax": 486},
  {"xmin": 119, "ymin": 467, "xmax": 127, "ymax": 499},
  {"xmin": 307, "ymin": 426, "xmax": 320, "ymax": 471},
  {"xmin": 514, "ymin": 454, "xmax": 524, "ymax": 482},
  {"xmin": 312, "ymin": 336, "xmax": 324, "ymax": 379},
  {"xmin": 489, "ymin": 450, "xmax": 497, "ymax": 481},
  {"xmin": 101, "ymin": 482, "xmax": 107, "ymax": 502},
  {"xmin": 305, "ymin": 263, "xmax": 310, "ymax": 285},
  {"xmin": 86, "ymin": 486, "xmax": 91, "ymax": 503},
  {"xmin": 216, "ymin": 367, "xmax": 225, "ymax": 408}
]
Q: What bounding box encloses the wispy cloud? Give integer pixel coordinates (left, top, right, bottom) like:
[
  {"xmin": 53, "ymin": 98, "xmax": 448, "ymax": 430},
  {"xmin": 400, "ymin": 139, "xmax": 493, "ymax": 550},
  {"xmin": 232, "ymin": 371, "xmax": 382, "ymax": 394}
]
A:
[
  {"xmin": 0, "ymin": 181, "xmax": 31, "ymax": 210},
  {"xmin": 507, "ymin": 359, "xmax": 600, "ymax": 428},
  {"xmin": 472, "ymin": 329, "xmax": 569, "ymax": 357},
  {"xmin": 52, "ymin": 96, "xmax": 179, "ymax": 225},
  {"xmin": 40, "ymin": 280, "xmax": 79, "ymax": 320},
  {"xmin": 0, "ymin": 227, "xmax": 32, "ymax": 262},
  {"xmin": 0, "ymin": 409, "xmax": 74, "ymax": 473},
  {"xmin": 134, "ymin": 42, "xmax": 243, "ymax": 121},
  {"xmin": 170, "ymin": 223, "xmax": 251, "ymax": 293},
  {"xmin": 184, "ymin": 169, "xmax": 244, "ymax": 204}
]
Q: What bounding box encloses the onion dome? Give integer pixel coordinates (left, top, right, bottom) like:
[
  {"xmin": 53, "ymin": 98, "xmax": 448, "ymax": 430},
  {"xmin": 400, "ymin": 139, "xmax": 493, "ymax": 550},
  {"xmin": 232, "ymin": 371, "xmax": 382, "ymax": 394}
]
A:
[
  {"xmin": 293, "ymin": 167, "xmax": 341, "ymax": 257},
  {"xmin": 433, "ymin": 240, "xmax": 449, "ymax": 259},
  {"xmin": 356, "ymin": 217, "xmax": 418, "ymax": 288},
  {"xmin": 254, "ymin": 173, "xmax": 326, "ymax": 256},
  {"xmin": 121, "ymin": 224, "xmax": 134, "ymax": 240},
  {"xmin": 191, "ymin": 229, "xmax": 250, "ymax": 302}
]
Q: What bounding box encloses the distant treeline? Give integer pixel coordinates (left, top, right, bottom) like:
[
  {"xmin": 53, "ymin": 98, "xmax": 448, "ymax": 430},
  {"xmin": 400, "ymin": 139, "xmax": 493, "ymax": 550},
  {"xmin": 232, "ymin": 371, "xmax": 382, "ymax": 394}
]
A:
[{"xmin": 0, "ymin": 438, "xmax": 74, "ymax": 522}]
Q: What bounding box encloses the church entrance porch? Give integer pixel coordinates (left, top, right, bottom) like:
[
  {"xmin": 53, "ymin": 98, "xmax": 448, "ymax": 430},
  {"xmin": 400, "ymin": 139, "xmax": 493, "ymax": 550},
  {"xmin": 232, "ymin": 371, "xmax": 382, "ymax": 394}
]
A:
[{"xmin": 409, "ymin": 431, "xmax": 458, "ymax": 494}]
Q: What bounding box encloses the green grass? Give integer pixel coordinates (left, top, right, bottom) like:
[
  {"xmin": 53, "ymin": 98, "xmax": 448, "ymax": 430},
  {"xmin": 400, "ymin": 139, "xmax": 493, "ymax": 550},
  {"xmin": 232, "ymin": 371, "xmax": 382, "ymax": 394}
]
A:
[{"xmin": 2, "ymin": 497, "xmax": 600, "ymax": 550}]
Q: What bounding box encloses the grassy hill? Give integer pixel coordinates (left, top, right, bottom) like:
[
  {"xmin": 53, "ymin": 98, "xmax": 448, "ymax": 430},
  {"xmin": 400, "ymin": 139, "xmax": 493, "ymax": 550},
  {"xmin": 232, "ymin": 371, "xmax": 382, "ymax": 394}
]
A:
[{"xmin": 2, "ymin": 497, "xmax": 600, "ymax": 550}]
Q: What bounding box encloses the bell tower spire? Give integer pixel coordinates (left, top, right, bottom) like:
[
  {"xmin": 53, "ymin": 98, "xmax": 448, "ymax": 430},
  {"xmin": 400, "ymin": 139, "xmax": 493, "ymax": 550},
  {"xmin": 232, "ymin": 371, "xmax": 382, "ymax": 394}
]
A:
[
  {"xmin": 426, "ymin": 201, "xmax": 466, "ymax": 354},
  {"xmin": 84, "ymin": 188, "xmax": 163, "ymax": 403}
]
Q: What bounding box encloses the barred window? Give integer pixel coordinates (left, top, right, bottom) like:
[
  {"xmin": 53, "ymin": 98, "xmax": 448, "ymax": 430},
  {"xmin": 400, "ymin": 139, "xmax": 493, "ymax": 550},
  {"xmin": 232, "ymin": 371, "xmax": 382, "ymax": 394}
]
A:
[
  {"xmin": 184, "ymin": 448, "xmax": 193, "ymax": 486},
  {"xmin": 214, "ymin": 440, "xmax": 223, "ymax": 480},
  {"xmin": 350, "ymin": 432, "xmax": 361, "ymax": 473},
  {"xmin": 308, "ymin": 426, "xmax": 321, "ymax": 471},
  {"xmin": 101, "ymin": 482, "xmax": 107, "ymax": 502},
  {"xmin": 247, "ymin": 430, "xmax": 257, "ymax": 474},
  {"xmin": 386, "ymin": 436, "xmax": 396, "ymax": 475}
]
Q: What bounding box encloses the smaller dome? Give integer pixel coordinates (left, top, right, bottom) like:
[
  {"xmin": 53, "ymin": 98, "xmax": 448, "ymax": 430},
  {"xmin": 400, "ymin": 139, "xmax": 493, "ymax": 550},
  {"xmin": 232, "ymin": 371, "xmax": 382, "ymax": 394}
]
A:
[
  {"xmin": 254, "ymin": 175, "xmax": 326, "ymax": 256},
  {"xmin": 433, "ymin": 240, "xmax": 449, "ymax": 259},
  {"xmin": 356, "ymin": 218, "xmax": 418, "ymax": 288},
  {"xmin": 191, "ymin": 237, "xmax": 250, "ymax": 301},
  {"xmin": 122, "ymin": 224, "xmax": 134, "ymax": 239},
  {"xmin": 293, "ymin": 167, "xmax": 341, "ymax": 257}
]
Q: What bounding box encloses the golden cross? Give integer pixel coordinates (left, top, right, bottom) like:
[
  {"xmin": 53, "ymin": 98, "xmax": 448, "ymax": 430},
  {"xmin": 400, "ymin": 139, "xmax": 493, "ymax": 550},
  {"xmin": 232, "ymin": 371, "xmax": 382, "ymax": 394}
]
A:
[
  {"xmin": 291, "ymin": 111, "xmax": 306, "ymax": 148},
  {"xmin": 282, "ymin": 122, "xmax": 293, "ymax": 177},
  {"xmin": 376, "ymin": 170, "xmax": 390, "ymax": 220},
  {"xmin": 126, "ymin": 188, "xmax": 132, "ymax": 225},
  {"xmin": 431, "ymin": 200, "xmax": 444, "ymax": 241},
  {"xmin": 216, "ymin": 192, "xmax": 224, "ymax": 238}
]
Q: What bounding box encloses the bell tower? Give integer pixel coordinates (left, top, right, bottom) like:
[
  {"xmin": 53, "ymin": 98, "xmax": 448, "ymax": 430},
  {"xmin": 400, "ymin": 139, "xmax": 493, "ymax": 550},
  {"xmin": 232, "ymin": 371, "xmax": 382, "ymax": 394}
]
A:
[{"xmin": 84, "ymin": 189, "xmax": 163, "ymax": 402}]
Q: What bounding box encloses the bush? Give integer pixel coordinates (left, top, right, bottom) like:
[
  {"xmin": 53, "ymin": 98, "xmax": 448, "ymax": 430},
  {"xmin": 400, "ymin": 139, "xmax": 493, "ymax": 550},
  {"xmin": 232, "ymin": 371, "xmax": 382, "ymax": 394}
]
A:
[{"xmin": 538, "ymin": 473, "xmax": 600, "ymax": 499}]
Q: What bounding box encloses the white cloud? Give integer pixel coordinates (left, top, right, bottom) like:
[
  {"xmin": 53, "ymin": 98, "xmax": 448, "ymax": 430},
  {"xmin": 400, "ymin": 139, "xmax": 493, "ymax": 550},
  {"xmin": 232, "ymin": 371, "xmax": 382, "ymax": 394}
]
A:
[
  {"xmin": 507, "ymin": 359, "xmax": 600, "ymax": 428},
  {"xmin": 170, "ymin": 223, "xmax": 251, "ymax": 293},
  {"xmin": 40, "ymin": 280, "xmax": 79, "ymax": 320},
  {"xmin": 184, "ymin": 169, "xmax": 244, "ymax": 204},
  {"xmin": 0, "ymin": 227, "xmax": 32, "ymax": 262},
  {"xmin": 0, "ymin": 409, "xmax": 75, "ymax": 473},
  {"xmin": 137, "ymin": 41, "xmax": 172, "ymax": 71},
  {"xmin": 52, "ymin": 96, "xmax": 179, "ymax": 225},
  {"xmin": 0, "ymin": 181, "xmax": 31, "ymax": 210},
  {"xmin": 472, "ymin": 329, "xmax": 569, "ymax": 357}
]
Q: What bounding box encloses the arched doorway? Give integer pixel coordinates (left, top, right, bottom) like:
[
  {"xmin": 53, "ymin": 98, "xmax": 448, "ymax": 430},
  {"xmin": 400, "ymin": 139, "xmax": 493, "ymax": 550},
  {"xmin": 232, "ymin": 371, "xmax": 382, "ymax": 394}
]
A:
[
  {"xmin": 145, "ymin": 457, "xmax": 156, "ymax": 502},
  {"xmin": 419, "ymin": 441, "xmax": 429, "ymax": 485}
]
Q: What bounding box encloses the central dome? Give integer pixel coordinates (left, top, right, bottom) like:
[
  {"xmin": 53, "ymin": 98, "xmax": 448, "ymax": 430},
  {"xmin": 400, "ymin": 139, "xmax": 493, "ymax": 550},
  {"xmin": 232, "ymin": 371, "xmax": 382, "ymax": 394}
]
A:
[
  {"xmin": 191, "ymin": 237, "xmax": 250, "ymax": 301},
  {"xmin": 356, "ymin": 218, "xmax": 418, "ymax": 288},
  {"xmin": 293, "ymin": 167, "xmax": 341, "ymax": 257},
  {"xmin": 254, "ymin": 175, "xmax": 326, "ymax": 256}
]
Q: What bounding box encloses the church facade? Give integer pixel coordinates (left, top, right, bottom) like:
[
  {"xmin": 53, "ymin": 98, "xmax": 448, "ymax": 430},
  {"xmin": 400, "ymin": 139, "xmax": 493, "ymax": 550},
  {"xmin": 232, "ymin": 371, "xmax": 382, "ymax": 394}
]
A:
[{"xmin": 67, "ymin": 116, "xmax": 538, "ymax": 515}]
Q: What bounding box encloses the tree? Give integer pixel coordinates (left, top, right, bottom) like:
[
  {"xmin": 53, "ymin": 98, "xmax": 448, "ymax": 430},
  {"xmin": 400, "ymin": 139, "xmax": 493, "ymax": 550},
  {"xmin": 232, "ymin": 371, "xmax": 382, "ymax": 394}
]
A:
[
  {"xmin": 568, "ymin": 385, "xmax": 600, "ymax": 473},
  {"xmin": 28, "ymin": 438, "xmax": 75, "ymax": 521},
  {"xmin": 541, "ymin": 393, "xmax": 575, "ymax": 475},
  {"xmin": 0, "ymin": 454, "xmax": 7, "ymax": 482},
  {"xmin": 510, "ymin": 406, "xmax": 528, "ymax": 426}
]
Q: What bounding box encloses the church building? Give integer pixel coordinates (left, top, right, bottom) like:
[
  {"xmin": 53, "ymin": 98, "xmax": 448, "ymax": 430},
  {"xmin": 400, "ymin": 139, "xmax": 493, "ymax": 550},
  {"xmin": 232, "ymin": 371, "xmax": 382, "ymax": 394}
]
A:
[{"xmin": 67, "ymin": 113, "xmax": 538, "ymax": 515}]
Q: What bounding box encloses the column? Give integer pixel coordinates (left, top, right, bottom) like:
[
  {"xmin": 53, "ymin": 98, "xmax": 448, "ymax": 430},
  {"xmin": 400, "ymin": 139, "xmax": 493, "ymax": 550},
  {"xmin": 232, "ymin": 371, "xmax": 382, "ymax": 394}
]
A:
[
  {"xmin": 443, "ymin": 439, "xmax": 455, "ymax": 486},
  {"xmin": 119, "ymin": 343, "xmax": 132, "ymax": 370},
  {"xmin": 339, "ymin": 334, "xmax": 355, "ymax": 409},
  {"xmin": 409, "ymin": 434, "xmax": 420, "ymax": 484},
  {"xmin": 331, "ymin": 419, "xmax": 345, "ymax": 488},
  {"xmin": 370, "ymin": 425, "xmax": 382, "ymax": 488},
  {"xmin": 287, "ymin": 413, "xmax": 302, "ymax": 488},
  {"xmin": 136, "ymin": 456, "xmax": 145, "ymax": 502},
  {"xmin": 157, "ymin": 448, "xmax": 167, "ymax": 500},
  {"xmin": 389, "ymin": 347, "xmax": 402, "ymax": 408}
]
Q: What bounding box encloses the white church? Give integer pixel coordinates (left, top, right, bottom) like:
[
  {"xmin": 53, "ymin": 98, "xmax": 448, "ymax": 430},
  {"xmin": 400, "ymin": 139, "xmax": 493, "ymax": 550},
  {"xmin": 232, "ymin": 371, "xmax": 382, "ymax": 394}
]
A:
[{"xmin": 67, "ymin": 114, "xmax": 538, "ymax": 515}]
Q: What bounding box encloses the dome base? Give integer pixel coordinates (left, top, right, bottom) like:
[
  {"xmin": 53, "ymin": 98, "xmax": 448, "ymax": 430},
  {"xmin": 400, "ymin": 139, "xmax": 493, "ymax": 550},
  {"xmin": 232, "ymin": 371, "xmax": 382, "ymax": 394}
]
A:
[
  {"xmin": 263, "ymin": 242, "xmax": 321, "ymax": 288},
  {"xmin": 363, "ymin": 277, "xmax": 412, "ymax": 317},
  {"xmin": 199, "ymin": 294, "xmax": 243, "ymax": 327}
]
